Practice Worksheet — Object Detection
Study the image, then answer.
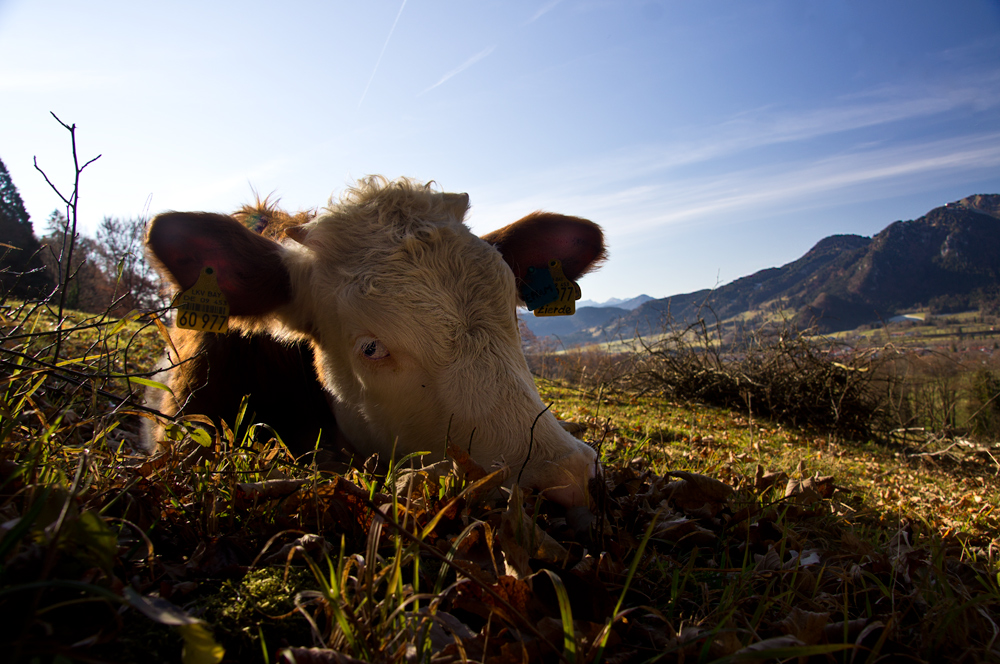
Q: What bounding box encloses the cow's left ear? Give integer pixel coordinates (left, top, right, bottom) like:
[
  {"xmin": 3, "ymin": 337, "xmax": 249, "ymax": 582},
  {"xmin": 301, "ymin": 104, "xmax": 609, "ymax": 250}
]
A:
[
  {"xmin": 146, "ymin": 211, "xmax": 292, "ymax": 317},
  {"xmin": 481, "ymin": 212, "xmax": 606, "ymax": 288}
]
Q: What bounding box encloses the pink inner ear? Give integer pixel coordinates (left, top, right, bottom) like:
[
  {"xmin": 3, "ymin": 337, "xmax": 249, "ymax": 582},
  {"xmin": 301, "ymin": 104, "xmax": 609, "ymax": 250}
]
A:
[
  {"xmin": 481, "ymin": 212, "xmax": 607, "ymax": 288},
  {"xmin": 147, "ymin": 211, "xmax": 292, "ymax": 317}
]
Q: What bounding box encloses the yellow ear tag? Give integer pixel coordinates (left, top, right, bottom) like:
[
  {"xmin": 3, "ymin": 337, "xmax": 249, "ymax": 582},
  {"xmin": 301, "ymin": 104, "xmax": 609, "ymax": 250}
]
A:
[
  {"xmin": 534, "ymin": 259, "xmax": 582, "ymax": 317},
  {"xmin": 174, "ymin": 267, "xmax": 230, "ymax": 333}
]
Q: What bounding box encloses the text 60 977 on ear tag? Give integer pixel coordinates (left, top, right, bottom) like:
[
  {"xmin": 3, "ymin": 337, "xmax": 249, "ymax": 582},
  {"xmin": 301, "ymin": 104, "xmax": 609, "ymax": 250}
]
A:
[
  {"xmin": 175, "ymin": 267, "xmax": 230, "ymax": 333},
  {"xmin": 534, "ymin": 259, "xmax": 582, "ymax": 317}
]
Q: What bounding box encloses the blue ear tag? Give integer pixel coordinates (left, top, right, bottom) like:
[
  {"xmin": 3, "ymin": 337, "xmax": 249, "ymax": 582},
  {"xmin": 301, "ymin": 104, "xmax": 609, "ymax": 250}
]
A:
[
  {"xmin": 242, "ymin": 211, "xmax": 268, "ymax": 234},
  {"xmin": 521, "ymin": 264, "xmax": 559, "ymax": 311},
  {"xmin": 533, "ymin": 260, "xmax": 581, "ymax": 317}
]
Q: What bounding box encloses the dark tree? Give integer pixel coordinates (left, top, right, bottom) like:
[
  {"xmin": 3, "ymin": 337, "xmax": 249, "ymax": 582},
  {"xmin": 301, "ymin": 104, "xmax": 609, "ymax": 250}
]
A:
[{"xmin": 0, "ymin": 156, "xmax": 53, "ymax": 298}]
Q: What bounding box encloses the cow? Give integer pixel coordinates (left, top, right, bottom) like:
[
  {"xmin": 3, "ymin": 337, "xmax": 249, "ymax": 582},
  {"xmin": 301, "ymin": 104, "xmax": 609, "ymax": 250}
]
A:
[{"xmin": 145, "ymin": 176, "xmax": 606, "ymax": 507}]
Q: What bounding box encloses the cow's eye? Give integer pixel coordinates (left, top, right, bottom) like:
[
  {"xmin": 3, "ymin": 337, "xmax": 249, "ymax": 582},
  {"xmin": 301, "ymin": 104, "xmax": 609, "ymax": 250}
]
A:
[{"xmin": 360, "ymin": 339, "xmax": 389, "ymax": 360}]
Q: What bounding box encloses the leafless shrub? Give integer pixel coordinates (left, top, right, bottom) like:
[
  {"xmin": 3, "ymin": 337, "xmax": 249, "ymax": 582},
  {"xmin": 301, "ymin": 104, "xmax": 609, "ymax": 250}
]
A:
[
  {"xmin": 94, "ymin": 214, "xmax": 168, "ymax": 313},
  {"xmin": 609, "ymin": 315, "xmax": 898, "ymax": 439}
]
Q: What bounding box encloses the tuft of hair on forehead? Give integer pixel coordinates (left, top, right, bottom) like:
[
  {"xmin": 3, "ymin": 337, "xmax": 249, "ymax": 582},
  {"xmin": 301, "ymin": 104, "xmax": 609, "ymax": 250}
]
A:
[
  {"xmin": 232, "ymin": 194, "xmax": 316, "ymax": 240},
  {"xmin": 326, "ymin": 176, "xmax": 469, "ymax": 231},
  {"xmin": 293, "ymin": 177, "xmax": 493, "ymax": 311}
]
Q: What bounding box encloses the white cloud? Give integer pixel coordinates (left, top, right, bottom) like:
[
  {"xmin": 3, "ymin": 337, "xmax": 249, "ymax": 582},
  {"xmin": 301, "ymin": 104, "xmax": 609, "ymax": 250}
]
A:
[
  {"xmin": 468, "ymin": 131, "xmax": 1000, "ymax": 242},
  {"xmin": 605, "ymin": 133, "xmax": 1000, "ymax": 237},
  {"xmin": 618, "ymin": 77, "xmax": 1000, "ymax": 179}
]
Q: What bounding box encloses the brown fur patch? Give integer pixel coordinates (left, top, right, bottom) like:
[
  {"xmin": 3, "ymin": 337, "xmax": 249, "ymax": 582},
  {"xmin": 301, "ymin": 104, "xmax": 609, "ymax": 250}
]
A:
[{"xmin": 153, "ymin": 327, "xmax": 343, "ymax": 457}]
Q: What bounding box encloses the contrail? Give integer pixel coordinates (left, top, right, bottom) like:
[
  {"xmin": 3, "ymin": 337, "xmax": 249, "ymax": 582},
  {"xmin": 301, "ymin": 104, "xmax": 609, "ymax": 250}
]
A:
[
  {"xmin": 421, "ymin": 46, "xmax": 496, "ymax": 95},
  {"xmin": 358, "ymin": 0, "xmax": 408, "ymax": 109},
  {"xmin": 527, "ymin": 0, "xmax": 564, "ymax": 24}
]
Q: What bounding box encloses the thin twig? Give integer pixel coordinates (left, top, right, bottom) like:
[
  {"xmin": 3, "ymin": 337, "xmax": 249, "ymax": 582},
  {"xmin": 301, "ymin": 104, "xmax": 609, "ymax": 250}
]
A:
[{"xmin": 33, "ymin": 113, "xmax": 102, "ymax": 363}]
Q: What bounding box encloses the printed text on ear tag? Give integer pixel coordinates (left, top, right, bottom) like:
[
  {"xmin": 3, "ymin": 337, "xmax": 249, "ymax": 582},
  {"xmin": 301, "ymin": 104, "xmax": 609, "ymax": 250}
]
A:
[
  {"xmin": 174, "ymin": 267, "xmax": 230, "ymax": 333},
  {"xmin": 533, "ymin": 259, "xmax": 582, "ymax": 317}
]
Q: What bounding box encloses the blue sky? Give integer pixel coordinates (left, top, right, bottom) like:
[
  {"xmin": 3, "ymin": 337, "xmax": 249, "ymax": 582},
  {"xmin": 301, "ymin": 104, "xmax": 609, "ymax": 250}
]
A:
[{"xmin": 1, "ymin": 0, "xmax": 998, "ymax": 302}]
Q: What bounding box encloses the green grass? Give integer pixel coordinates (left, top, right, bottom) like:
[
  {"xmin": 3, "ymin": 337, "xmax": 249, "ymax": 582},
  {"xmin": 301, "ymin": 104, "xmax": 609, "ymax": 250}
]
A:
[{"xmin": 539, "ymin": 379, "xmax": 1000, "ymax": 542}]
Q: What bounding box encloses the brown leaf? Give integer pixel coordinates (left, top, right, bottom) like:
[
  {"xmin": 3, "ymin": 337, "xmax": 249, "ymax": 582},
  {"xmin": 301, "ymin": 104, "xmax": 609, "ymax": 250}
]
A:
[
  {"xmin": 753, "ymin": 546, "xmax": 783, "ymax": 572},
  {"xmin": 452, "ymin": 575, "xmax": 543, "ymax": 627},
  {"xmin": 447, "ymin": 442, "xmax": 489, "ymax": 482},
  {"xmin": 236, "ymin": 478, "xmax": 306, "ymax": 503},
  {"xmin": 785, "ymin": 474, "xmax": 837, "ymax": 505},
  {"xmin": 460, "ymin": 466, "xmax": 511, "ymax": 504},
  {"xmin": 753, "ymin": 464, "xmax": 788, "ymax": 493},
  {"xmin": 709, "ymin": 619, "xmax": 742, "ymax": 657},
  {"xmin": 734, "ymin": 635, "xmax": 806, "ymax": 656},
  {"xmin": 784, "ymin": 479, "xmax": 820, "ymax": 505},
  {"xmin": 802, "ymin": 475, "xmax": 836, "ymax": 498},
  {"xmin": 652, "ymin": 512, "xmax": 700, "ymax": 539},
  {"xmin": 499, "ymin": 485, "xmax": 570, "ymax": 578},
  {"xmin": 663, "ymin": 471, "xmax": 733, "ymax": 516},
  {"xmin": 777, "ymin": 607, "xmax": 830, "ymax": 645}
]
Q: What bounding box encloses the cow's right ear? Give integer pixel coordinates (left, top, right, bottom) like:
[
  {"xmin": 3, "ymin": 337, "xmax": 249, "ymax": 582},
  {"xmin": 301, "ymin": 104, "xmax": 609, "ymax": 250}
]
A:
[
  {"xmin": 146, "ymin": 212, "xmax": 292, "ymax": 316},
  {"xmin": 481, "ymin": 211, "xmax": 607, "ymax": 294}
]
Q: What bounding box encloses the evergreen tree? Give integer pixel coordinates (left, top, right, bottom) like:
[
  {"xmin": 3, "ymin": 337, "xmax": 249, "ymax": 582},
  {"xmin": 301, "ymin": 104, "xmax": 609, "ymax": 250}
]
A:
[{"xmin": 0, "ymin": 156, "xmax": 53, "ymax": 297}]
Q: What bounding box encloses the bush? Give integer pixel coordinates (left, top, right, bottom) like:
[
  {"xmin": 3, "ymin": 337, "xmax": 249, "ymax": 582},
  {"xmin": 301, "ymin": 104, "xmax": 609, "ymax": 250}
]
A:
[{"xmin": 608, "ymin": 317, "xmax": 896, "ymax": 439}]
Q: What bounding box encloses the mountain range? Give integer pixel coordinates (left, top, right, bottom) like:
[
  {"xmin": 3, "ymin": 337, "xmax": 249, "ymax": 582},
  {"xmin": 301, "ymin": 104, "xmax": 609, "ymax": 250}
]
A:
[{"xmin": 521, "ymin": 194, "xmax": 1000, "ymax": 343}]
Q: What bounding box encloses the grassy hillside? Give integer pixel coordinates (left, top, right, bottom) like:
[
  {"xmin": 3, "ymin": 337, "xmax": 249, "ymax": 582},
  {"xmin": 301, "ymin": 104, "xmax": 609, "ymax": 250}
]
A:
[{"xmin": 1, "ymin": 300, "xmax": 998, "ymax": 663}]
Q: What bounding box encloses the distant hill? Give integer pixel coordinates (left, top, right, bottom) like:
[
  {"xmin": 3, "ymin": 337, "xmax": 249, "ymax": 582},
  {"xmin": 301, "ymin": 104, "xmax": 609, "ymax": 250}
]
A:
[
  {"xmin": 520, "ymin": 305, "xmax": 629, "ymax": 339},
  {"xmin": 576, "ymin": 294, "xmax": 653, "ymax": 310},
  {"xmin": 557, "ymin": 194, "xmax": 1000, "ymax": 343}
]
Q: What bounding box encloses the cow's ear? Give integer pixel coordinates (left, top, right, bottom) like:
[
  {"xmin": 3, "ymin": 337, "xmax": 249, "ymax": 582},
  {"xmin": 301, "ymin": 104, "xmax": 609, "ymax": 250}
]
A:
[
  {"xmin": 481, "ymin": 212, "xmax": 606, "ymax": 287},
  {"xmin": 441, "ymin": 192, "xmax": 470, "ymax": 221},
  {"xmin": 146, "ymin": 212, "xmax": 292, "ymax": 316}
]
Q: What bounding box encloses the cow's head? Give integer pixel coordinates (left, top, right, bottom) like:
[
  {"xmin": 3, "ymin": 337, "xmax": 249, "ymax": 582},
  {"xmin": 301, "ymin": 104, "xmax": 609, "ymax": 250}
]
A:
[{"xmin": 146, "ymin": 177, "xmax": 606, "ymax": 507}]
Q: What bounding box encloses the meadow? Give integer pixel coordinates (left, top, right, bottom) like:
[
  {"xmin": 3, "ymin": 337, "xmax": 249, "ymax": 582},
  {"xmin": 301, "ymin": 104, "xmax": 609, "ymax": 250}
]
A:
[{"xmin": 1, "ymin": 294, "xmax": 998, "ymax": 664}]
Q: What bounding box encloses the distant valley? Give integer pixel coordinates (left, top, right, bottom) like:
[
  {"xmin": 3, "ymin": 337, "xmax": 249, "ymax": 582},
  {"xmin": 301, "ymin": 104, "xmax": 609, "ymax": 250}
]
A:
[{"xmin": 520, "ymin": 194, "xmax": 1000, "ymax": 344}]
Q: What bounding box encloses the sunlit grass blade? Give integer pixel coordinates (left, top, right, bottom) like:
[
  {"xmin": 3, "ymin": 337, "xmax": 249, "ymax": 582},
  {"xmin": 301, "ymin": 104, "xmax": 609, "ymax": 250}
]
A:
[{"xmin": 541, "ymin": 569, "xmax": 576, "ymax": 664}]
